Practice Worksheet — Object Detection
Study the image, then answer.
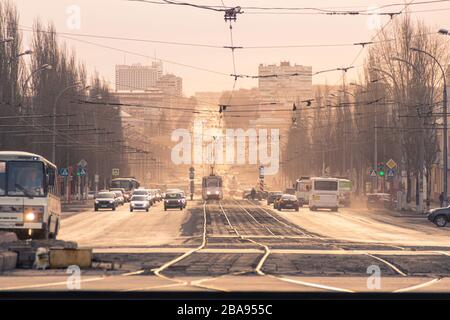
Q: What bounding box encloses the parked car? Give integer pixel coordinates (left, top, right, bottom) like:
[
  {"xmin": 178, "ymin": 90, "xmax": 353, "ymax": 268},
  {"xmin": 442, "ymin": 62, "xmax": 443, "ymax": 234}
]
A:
[
  {"xmin": 427, "ymin": 207, "xmax": 450, "ymax": 227},
  {"xmin": 130, "ymin": 195, "xmax": 150, "ymax": 212},
  {"xmin": 277, "ymin": 194, "xmax": 300, "ymax": 211},
  {"xmin": 273, "ymin": 194, "xmax": 284, "ymax": 210},
  {"xmin": 267, "ymin": 191, "xmax": 283, "ymax": 205},
  {"xmin": 164, "ymin": 192, "xmax": 184, "ymax": 211},
  {"xmin": 94, "ymin": 191, "xmax": 118, "ymax": 211},
  {"xmin": 112, "ymin": 190, "xmax": 125, "ymax": 206}
]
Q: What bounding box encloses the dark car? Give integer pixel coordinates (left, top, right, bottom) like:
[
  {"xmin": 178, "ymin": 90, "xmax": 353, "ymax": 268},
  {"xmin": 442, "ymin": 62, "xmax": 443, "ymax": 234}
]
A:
[
  {"xmin": 428, "ymin": 207, "xmax": 450, "ymax": 227},
  {"xmin": 277, "ymin": 194, "xmax": 300, "ymax": 211},
  {"xmin": 164, "ymin": 192, "xmax": 184, "ymax": 211},
  {"xmin": 94, "ymin": 192, "xmax": 118, "ymax": 211},
  {"xmin": 267, "ymin": 191, "xmax": 283, "ymax": 205},
  {"xmin": 273, "ymin": 194, "xmax": 284, "ymax": 210}
]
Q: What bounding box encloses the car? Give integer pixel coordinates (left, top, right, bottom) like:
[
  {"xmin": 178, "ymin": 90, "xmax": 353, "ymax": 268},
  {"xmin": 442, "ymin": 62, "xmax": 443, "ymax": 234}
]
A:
[
  {"xmin": 427, "ymin": 207, "xmax": 450, "ymax": 227},
  {"xmin": 273, "ymin": 194, "xmax": 283, "ymax": 210},
  {"xmin": 242, "ymin": 189, "xmax": 252, "ymax": 199},
  {"xmin": 164, "ymin": 192, "xmax": 184, "ymax": 211},
  {"xmin": 94, "ymin": 192, "xmax": 118, "ymax": 211},
  {"xmin": 110, "ymin": 188, "xmax": 129, "ymax": 202},
  {"xmin": 267, "ymin": 191, "xmax": 283, "ymax": 205},
  {"xmin": 87, "ymin": 191, "xmax": 96, "ymax": 200},
  {"xmin": 111, "ymin": 190, "xmax": 125, "ymax": 205},
  {"xmin": 277, "ymin": 194, "xmax": 300, "ymax": 211},
  {"xmin": 130, "ymin": 195, "xmax": 150, "ymax": 212},
  {"xmin": 367, "ymin": 193, "xmax": 395, "ymax": 210},
  {"xmin": 179, "ymin": 191, "xmax": 187, "ymax": 208}
]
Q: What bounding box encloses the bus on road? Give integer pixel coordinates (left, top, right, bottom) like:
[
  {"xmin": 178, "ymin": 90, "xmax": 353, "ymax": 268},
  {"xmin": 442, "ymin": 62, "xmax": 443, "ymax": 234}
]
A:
[
  {"xmin": 0, "ymin": 151, "xmax": 61, "ymax": 239},
  {"xmin": 309, "ymin": 177, "xmax": 339, "ymax": 212},
  {"xmin": 110, "ymin": 177, "xmax": 140, "ymax": 201}
]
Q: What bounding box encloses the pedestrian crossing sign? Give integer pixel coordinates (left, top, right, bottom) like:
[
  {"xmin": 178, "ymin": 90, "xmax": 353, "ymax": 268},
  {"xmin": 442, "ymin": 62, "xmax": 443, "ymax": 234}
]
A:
[
  {"xmin": 387, "ymin": 169, "xmax": 395, "ymax": 177},
  {"xmin": 59, "ymin": 168, "xmax": 69, "ymax": 176},
  {"xmin": 369, "ymin": 169, "xmax": 377, "ymax": 177}
]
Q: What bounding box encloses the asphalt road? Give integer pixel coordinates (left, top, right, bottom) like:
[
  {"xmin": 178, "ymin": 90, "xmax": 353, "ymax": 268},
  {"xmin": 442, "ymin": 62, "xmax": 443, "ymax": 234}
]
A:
[{"xmin": 1, "ymin": 198, "xmax": 449, "ymax": 293}]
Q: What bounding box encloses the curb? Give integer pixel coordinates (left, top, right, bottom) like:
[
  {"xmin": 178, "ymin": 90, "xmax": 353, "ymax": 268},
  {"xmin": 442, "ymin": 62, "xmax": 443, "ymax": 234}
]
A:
[{"xmin": 0, "ymin": 251, "xmax": 18, "ymax": 272}]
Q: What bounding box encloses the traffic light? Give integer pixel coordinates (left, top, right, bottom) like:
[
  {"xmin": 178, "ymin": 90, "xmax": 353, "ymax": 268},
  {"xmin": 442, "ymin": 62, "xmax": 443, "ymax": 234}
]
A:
[{"xmin": 377, "ymin": 162, "xmax": 385, "ymax": 177}]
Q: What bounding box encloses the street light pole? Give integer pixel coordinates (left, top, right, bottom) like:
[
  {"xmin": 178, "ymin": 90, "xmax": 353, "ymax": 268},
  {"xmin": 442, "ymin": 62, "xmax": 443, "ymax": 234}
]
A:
[{"xmin": 410, "ymin": 47, "xmax": 448, "ymax": 206}]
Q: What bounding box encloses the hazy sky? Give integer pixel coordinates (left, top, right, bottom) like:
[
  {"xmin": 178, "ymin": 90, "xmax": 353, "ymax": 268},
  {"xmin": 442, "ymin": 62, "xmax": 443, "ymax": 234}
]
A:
[{"xmin": 12, "ymin": 0, "xmax": 450, "ymax": 95}]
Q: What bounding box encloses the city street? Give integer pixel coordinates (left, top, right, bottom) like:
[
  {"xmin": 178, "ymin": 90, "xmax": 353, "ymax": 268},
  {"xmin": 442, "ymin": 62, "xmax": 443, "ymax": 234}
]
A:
[{"xmin": 1, "ymin": 199, "xmax": 449, "ymax": 292}]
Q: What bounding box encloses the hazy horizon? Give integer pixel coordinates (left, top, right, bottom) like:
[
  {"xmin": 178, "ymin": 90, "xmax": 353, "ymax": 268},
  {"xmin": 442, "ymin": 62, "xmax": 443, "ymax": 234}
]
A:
[{"xmin": 12, "ymin": 0, "xmax": 450, "ymax": 96}]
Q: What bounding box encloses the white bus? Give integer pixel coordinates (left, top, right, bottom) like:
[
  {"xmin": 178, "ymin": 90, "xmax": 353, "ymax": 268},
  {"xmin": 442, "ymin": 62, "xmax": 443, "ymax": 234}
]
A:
[
  {"xmin": 0, "ymin": 151, "xmax": 61, "ymax": 239},
  {"xmin": 309, "ymin": 177, "xmax": 339, "ymax": 212}
]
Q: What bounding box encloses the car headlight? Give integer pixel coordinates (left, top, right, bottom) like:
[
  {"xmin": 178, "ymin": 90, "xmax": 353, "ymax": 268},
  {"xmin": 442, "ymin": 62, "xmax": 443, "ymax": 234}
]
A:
[
  {"xmin": 109, "ymin": 200, "xmax": 114, "ymax": 203},
  {"xmin": 95, "ymin": 200, "xmax": 99, "ymax": 203},
  {"xmin": 25, "ymin": 212, "xmax": 36, "ymax": 221}
]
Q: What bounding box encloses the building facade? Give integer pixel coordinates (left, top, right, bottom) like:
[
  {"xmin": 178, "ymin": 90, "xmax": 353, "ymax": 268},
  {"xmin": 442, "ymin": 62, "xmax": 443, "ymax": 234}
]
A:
[{"xmin": 115, "ymin": 61, "xmax": 163, "ymax": 91}]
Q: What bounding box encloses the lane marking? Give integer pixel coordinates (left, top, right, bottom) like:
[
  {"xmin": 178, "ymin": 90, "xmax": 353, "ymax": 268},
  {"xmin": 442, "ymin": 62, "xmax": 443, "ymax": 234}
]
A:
[
  {"xmin": 364, "ymin": 253, "xmax": 407, "ymax": 277},
  {"xmin": 220, "ymin": 201, "xmax": 270, "ymax": 276},
  {"xmin": 234, "ymin": 200, "xmax": 279, "ymax": 238},
  {"xmin": 246, "ymin": 199, "xmax": 318, "ymax": 238},
  {"xmin": 394, "ymin": 278, "xmax": 442, "ymax": 293},
  {"xmin": 121, "ymin": 283, "xmax": 185, "ymax": 292},
  {"xmin": 268, "ymin": 275, "xmax": 354, "ymax": 293}
]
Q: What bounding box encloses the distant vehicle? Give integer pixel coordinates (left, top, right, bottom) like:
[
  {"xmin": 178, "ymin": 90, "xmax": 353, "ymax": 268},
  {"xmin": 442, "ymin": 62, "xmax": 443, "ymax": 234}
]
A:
[
  {"xmin": 273, "ymin": 194, "xmax": 284, "ymax": 210},
  {"xmin": 202, "ymin": 174, "xmax": 223, "ymax": 200},
  {"xmin": 277, "ymin": 194, "xmax": 300, "ymax": 211},
  {"xmin": 0, "ymin": 151, "xmax": 61, "ymax": 240},
  {"xmin": 309, "ymin": 177, "xmax": 339, "ymax": 212},
  {"xmin": 87, "ymin": 191, "xmax": 96, "ymax": 200},
  {"xmin": 285, "ymin": 188, "xmax": 296, "ymax": 195},
  {"xmin": 95, "ymin": 191, "xmax": 118, "ymax": 211},
  {"xmin": 295, "ymin": 177, "xmax": 311, "ymax": 206},
  {"xmin": 110, "ymin": 187, "xmax": 129, "ymax": 202},
  {"xmin": 111, "ymin": 190, "xmax": 125, "ymax": 206},
  {"xmin": 338, "ymin": 179, "xmax": 352, "ymax": 207},
  {"xmin": 110, "ymin": 178, "xmax": 140, "ymax": 201},
  {"xmin": 267, "ymin": 191, "xmax": 283, "ymax": 205},
  {"xmin": 366, "ymin": 193, "xmax": 395, "ymax": 210},
  {"xmin": 242, "ymin": 189, "xmax": 252, "ymax": 199},
  {"xmin": 164, "ymin": 192, "xmax": 184, "ymax": 211},
  {"xmin": 130, "ymin": 195, "xmax": 150, "ymax": 212},
  {"xmin": 427, "ymin": 207, "xmax": 450, "ymax": 227}
]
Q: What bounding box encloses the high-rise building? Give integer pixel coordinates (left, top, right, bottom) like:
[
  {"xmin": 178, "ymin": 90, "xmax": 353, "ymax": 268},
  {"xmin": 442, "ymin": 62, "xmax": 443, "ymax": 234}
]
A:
[
  {"xmin": 156, "ymin": 73, "xmax": 183, "ymax": 97},
  {"xmin": 258, "ymin": 61, "xmax": 312, "ymax": 105},
  {"xmin": 115, "ymin": 62, "xmax": 163, "ymax": 91}
]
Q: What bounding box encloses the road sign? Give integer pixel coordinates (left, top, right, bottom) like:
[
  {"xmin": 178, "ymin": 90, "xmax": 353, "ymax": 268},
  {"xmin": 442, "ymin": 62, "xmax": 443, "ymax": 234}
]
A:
[
  {"xmin": 112, "ymin": 168, "xmax": 120, "ymax": 176},
  {"xmin": 387, "ymin": 169, "xmax": 396, "ymax": 177},
  {"xmin": 369, "ymin": 169, "xmax": 377, "ymax": 177},
  {"xmin": 94, "ymin": 174, "xmax": 99, "ymax": 183},
  {"xmin": 259, "ymin": 166, "xmax": 264, "ymax": 179},
  {"xmin": 59, "ymin": 168, "xmax": 69, "ymax": 176},
  {"xmin": 78, "ymin": 168, "xmax": 87, "ymax": 176},
  {"xmin": 78, "ymin": 159, "xmax": 88, "ymax": 168},
  {"xmin": 386, "ymin": 159, "xmax": 397, "ymax": 169}
]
